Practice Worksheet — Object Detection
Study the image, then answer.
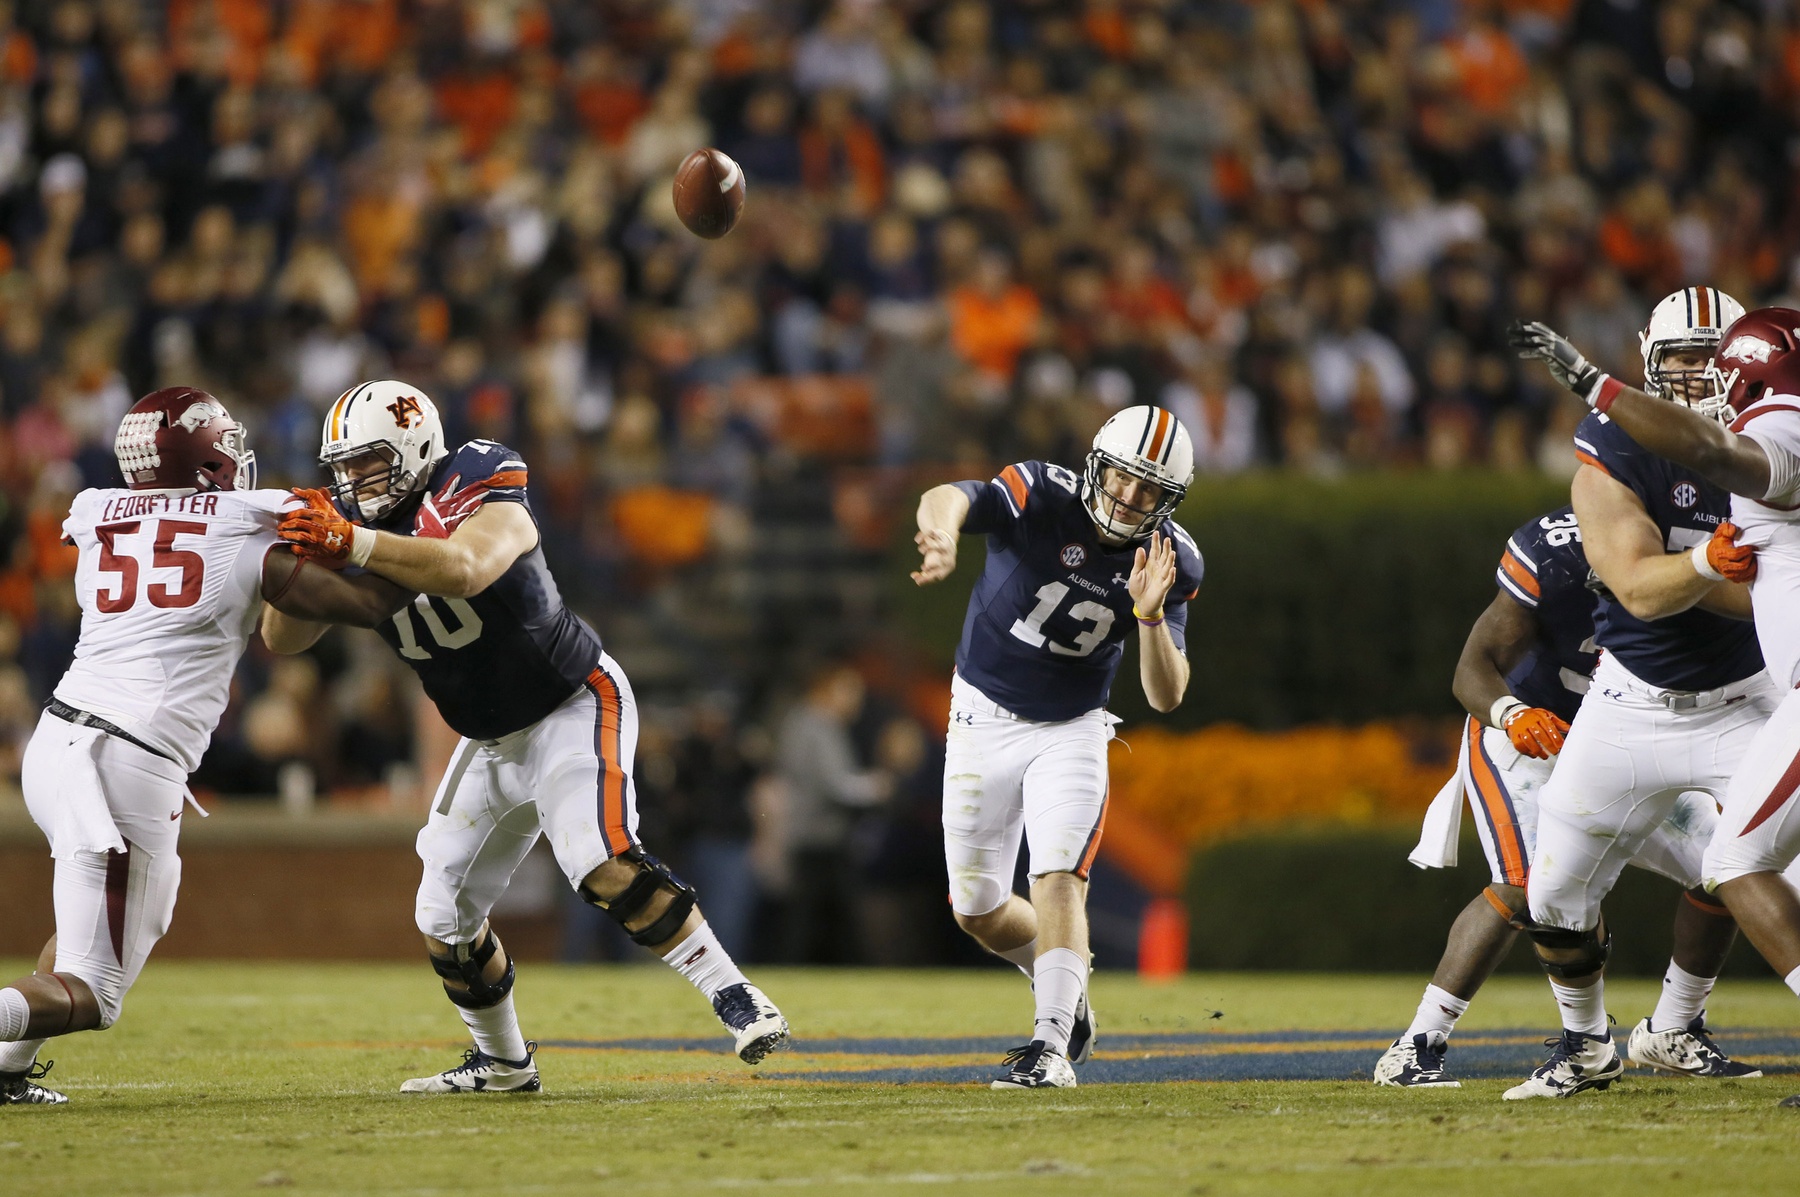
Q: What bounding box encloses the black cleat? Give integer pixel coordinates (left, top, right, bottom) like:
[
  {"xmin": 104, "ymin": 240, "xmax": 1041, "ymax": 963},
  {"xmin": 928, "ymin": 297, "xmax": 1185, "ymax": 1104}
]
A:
[
  {"xmin": 991, "ymin": 1040, "xmax": 1076, "ymax": 1089},
  {"xmin": 1066, "ymin": 991, "xmax": 1097, "ymax": 1065},
  {"xmin": 0, "ymin": 1060, "xmax": 68, "ymax": 1105}
]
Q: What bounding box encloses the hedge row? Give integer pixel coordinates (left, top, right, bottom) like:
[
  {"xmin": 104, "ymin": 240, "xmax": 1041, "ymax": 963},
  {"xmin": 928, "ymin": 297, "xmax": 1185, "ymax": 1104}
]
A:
[
  {"xmin": 891, "ymin": 470, "xmax": 1570, "ymax": 729},
  {"xmin": 1184, "ymin": 828, "xmax": 1770, "ymax": 979}
]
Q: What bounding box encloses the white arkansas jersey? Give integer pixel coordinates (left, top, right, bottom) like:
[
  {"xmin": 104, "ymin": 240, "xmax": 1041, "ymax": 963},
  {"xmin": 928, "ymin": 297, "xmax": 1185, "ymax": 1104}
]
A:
[
  {"xmin": 55, "ymin": 487, "xmax": 297, "ymax": 772},
  {"xmin": 1728, "ymin": 397, "xmax": 1800, "ymax": 687}
]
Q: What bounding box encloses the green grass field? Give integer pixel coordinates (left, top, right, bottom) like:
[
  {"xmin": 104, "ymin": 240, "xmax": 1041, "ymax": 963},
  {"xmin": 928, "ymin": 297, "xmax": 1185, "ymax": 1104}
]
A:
[{"xmin": 5, "ymin": 961, "xmax": 1800, "ymax": 1196}]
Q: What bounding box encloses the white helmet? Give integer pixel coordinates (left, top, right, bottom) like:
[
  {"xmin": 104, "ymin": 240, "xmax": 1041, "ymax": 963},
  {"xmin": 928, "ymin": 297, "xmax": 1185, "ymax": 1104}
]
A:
[
  {"xmin": 1080, "ymin": 405, "xmax": 1194, "ymax": 543},
  {"xmin": 319, "ymin": 380, "xmax": 448, "ymax": 521},
  {"xmin": 1640, "ymin": 286, "xmax": 1745, "ymax": 421}
]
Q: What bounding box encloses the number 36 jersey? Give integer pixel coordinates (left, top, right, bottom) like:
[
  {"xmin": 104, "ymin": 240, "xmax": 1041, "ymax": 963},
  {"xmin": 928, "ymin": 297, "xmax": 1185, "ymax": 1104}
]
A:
[
  {"xmin": 362, "ymin": 440, "xmax": 603, "ymax": 741},
  {"xmin": 952, "ymin": 460, "xmax": 1204, "ymax": 722},
  {"xmin": 58, "ymin": 486, "xmax": 297, "ymax": 772}
]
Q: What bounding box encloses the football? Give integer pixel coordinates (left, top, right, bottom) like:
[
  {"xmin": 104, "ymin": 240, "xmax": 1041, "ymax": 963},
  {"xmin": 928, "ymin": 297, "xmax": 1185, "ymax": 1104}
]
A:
[{"xmin": 672, "ymin": 148, "xmax": 746, "ymax": 239}]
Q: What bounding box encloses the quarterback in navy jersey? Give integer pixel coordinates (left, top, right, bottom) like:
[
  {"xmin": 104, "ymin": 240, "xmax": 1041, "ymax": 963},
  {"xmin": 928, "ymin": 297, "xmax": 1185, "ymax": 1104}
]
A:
[
  {"xmin": 1493, "ymin": 287, "xmax": 1776, "ymax": 1100},
  {"xmin": 265, "ymin": 381, "xmax": 788, "ymax": 1095},
  {"xmin": 913, "ymin": 405, "xmax": 1199, "ymax": 1090},
  {"xmin": 1379, "ymin": 505, "xmax": 1756, "ymax": 1088}
]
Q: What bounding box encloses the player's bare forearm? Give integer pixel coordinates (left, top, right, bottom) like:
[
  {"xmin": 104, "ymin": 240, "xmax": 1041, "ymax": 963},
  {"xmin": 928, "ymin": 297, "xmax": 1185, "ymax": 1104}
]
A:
[
  {"xmin": 913, "ymin": 485, "xmax": 970, "ymax": 585},
  {"xmin": 1452, "ymin": 591, "xmax": 1537, "ymax": 725},
  {"xmin": 1139, "ymin": 624, "xmax": 1189, "ymax": 712},
  {"xmin": 263, "ymin": 547, "xmax": 413, "ymax": 629},
  {"xmin": 1696, "ymin": 581, "xmax": 1754, "ymax": 621},
  {"xmin": 364, "ymin": 501, "xmax": 537, "ymax": 598},
  {"xmin": 261, "ymin": 604, "xmax": 327, "ymax": 654},
  {"xmin": 1597, "ymin": 384, "xmax": 1771, "ymax": 498},
  {"xmin": 1573, "ymin": 465, "xmax": 1715, "ymax": 620}
]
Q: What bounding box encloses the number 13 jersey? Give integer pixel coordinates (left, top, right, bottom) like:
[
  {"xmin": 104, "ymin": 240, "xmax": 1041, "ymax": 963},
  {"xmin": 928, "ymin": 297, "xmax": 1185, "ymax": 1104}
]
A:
[
  {"xmin": 361, "ymin": 439, "xmax": 604, "ymax": 741},
  {"xmin": 58, "ymin": 486, "xmax": 297, "ymax": 771},
  {"xmin": 952, "ymin": 460, "xmax": 1204, "ymax": 721}
]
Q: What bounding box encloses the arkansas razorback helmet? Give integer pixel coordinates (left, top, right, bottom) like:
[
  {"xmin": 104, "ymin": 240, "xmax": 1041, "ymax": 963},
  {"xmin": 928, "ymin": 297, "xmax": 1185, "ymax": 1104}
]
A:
[
  {"xmin": 113, "ymin": 386, "xmax": 256, "ymax": 491},
  {"xmin": 1707, "ymin": 308, "xmax": 1800, "ymax": 425}
]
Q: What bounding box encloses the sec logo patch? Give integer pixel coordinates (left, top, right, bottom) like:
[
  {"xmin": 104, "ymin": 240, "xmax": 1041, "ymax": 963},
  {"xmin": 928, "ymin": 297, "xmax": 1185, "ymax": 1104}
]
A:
[
  {"xmin": 1060, "ymin": 543, "xmax": 1087, "ymax": 568},
  {"xmin": 1671, "ymin": 482, "xmax": 1699, "ymax": 509}
]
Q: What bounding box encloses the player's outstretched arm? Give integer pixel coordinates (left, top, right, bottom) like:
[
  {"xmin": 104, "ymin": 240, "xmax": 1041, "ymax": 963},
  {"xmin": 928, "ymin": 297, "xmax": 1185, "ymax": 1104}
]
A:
[
  {"xmin": 1130, "ymin": 532, "xmax": 1189, "ymax": 712},
  {"xmin": 259, "ymin": 546, "xmax": 415, "ymax": 653},
  {"xmin": 912, "ymin": 484, "xmax": 970, "ymax": 586},
  {"xmin": 1510, "ymin": 320, "xmax": 1771, "ymax": 497},
  {"xmin": 1573, "ymin": 465, "xmax": 1723, "ymax": 621},
  {"xmin": 280, "ymin": 498, "xmax": 538, "ymax": 598},
  {"xmin": 1451, "ymin": 591, "xmax": 1566, "ymax": 758}
]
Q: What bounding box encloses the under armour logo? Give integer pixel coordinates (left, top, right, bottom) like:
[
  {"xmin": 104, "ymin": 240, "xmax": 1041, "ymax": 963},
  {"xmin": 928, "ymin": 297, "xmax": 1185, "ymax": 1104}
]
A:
[
  {"xmin": 682, "ymin": 946, "xmax": 709, "ymax": 967},
  {"xmin": 1112, "ymin": 573, "xmax": 1129, "ymax": 587},
  {"xmin": 953, "ymin": 711, "xmax": 975, "ymax": 725},
  {"xmin": 387, "ymin": 394, "xmax": 424, "ymax": 428}
]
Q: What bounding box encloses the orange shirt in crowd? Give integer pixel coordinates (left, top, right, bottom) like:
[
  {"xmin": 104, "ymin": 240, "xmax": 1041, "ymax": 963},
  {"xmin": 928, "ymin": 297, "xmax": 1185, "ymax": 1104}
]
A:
[
  {"xmin": 949, "ymin": 284, "xmax": 1042, "ymax": 379},
  {"xmin": 799, "ymin": 121, "xmax": 886, "ymax": 214},
  {"xmin": 1450, "ymin": 24, "xmax": 1528, "ymax": 116},
  {"xmin": 1597, "ymin": 213, "xmax": 1679, "ymax": 291}
]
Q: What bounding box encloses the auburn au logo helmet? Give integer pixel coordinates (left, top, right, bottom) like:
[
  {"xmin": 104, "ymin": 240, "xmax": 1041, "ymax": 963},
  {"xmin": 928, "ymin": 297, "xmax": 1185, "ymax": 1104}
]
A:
[{"xmin": 319, "ymin": 379, "xmax": 447, "ymax": 521}]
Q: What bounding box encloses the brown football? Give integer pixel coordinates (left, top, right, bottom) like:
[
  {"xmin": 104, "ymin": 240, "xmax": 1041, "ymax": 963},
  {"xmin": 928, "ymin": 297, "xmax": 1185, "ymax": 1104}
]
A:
[{"xmin": 672, "ymin": 148, "xmax": 746, "ymax": 239}]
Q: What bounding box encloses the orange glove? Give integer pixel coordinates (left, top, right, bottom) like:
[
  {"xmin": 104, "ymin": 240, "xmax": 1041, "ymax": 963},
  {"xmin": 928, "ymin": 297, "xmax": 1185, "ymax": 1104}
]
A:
[
  {"xmin": 1504, "ymin": 706, "xmax": 1570, "ymax": 759},
  {"xmin": 278, "ymin": 489, "xmax": 365, "ymax": 567},
  {"xmin": 1698, "ymin": 520, "xmax": 1756, "ymax": 583}
]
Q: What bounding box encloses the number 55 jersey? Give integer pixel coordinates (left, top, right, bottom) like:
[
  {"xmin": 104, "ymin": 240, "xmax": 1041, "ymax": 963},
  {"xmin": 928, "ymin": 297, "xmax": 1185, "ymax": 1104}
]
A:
[
  {"xmin": 951, "ymin": 460, "xmax": 1204, "ymax": 720},
  {"xmin": 57, "ymin": 486, "xmax": 298, "ymax": 772}
]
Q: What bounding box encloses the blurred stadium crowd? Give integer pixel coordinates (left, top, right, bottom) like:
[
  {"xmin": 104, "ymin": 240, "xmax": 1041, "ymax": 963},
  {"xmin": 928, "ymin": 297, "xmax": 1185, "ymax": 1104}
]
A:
[{"xmin": 0, "ymin": 0, "xmax": 1796, "ymax": 958}]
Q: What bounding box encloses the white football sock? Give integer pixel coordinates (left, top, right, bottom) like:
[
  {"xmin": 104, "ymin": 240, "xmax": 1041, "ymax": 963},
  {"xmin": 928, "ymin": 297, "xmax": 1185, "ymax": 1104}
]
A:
[
  {"xmin": 457, "ymin": 994, "xmax": 529, "ymax": 1065},
  {"xmin": 1031, "ymin": 948, "xmax": 1086, "ymax": 1055},
  {"xmin": 1650, "ymin": 961, "xmax": 1715, "ymax": 1031},
  {"xmin": 662, "ymin": 923, "xmax": 747, "ymax": 1002},
  {"xmin": 0, "ymin": 1037, "xmax": 43, "ymax": 1073},
  {"xmin": 994, "ymin": 939, "xmax": 1037, "ymax": 979},
  {"xmin": 1404, "ymin": 984, "xmax": 1469, "ymax": 1042},
  {"xmin": 0, "ymin": 988, "xmax": 28, "ymax": 1042},
  {"xmin": 1786, "ymin": 965, "xmax": 1800, "ymax": 998},
  {"xmin": 1549, "ymin": 978, "xmax": 1609, "ymax": 1039}
]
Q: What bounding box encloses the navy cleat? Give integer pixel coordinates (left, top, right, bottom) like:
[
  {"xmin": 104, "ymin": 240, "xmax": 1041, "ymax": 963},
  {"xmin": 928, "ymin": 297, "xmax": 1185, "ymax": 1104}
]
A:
[
  {"xmin": 1627, "ymin": 1016, "xmax": 1763, "ymax": 1078},
  {"xmin": 713, "ymin": 982, "xmax": 789, "ymax": 1064},
  {"xmin": 0, "ymin": 1060, "xmax": 69, "ymax": 1105},
  {"xmin": 400, "ymin": 1042, "xmax": 540, "ymax": 1094},
  {"xmin": 1503, "ymin": 1030, "xmax": 1623, "ymax": 1100},
  {"xmin": 1066, "ymin": 991, "xmax": 1097, "ymax": 1066},
  {"xmin": 1373, "ymin": 1033, "xmax": 1460, "ymax": 1088},
  {"xmin": 991, "ymin": 1040, "xmax": 1077, "ymax": 1090}
]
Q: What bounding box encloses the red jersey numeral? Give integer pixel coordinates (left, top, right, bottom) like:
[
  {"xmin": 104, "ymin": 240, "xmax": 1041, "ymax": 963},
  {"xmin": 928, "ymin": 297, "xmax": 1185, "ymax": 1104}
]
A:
[{"xmin": 93, "ymin": 519, "xmax": 209, "ymax": 612}]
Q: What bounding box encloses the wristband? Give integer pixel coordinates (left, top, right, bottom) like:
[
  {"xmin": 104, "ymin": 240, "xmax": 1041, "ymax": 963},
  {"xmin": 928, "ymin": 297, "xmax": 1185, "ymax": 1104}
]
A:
[
  {"xmin": 1590, "ymin": 375, "xmax": 1624, "ymax": 413},
  {"xmin": 1133, "ymin": 604, "xmax": 1164, "ymax": 626},
  {"xmin": 1691, "ymin": 541, "xmax": 1724, "ymax": 582},
  {"xmin": 1491, "ymin": 695, "xmax": 1527, "ymax": 730},
  {"xmin": 348, "ymin": 524, "xmax": 376, "ymax": 568}
]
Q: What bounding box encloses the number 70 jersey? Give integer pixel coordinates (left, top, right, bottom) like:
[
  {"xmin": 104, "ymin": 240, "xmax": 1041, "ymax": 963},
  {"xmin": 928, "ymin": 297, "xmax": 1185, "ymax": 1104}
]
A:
[
  {"xmin": 951, "ymin": 460, "xmax": 1204, "ymax": 722},
  {"xmin": 57, "ymin": 486, "xmax": 298, "ymax": 772}
]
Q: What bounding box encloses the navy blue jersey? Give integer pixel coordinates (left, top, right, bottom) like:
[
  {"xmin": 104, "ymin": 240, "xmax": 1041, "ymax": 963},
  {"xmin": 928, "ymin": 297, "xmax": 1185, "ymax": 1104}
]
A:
[
  {"xmin": 951, "ymin": 460, "xmax": 1204, "ymax": 721},
  {"xmin": 1493, "ymin": 507, "xmax": 1599, "ymax": 724},
  {"xmin": 1573, "ymin": 413, "xmax": 1762, "ymax": 690},
  {"xmin": 360, "ymin": 440, "xmax": 603, "ymax": 740}
]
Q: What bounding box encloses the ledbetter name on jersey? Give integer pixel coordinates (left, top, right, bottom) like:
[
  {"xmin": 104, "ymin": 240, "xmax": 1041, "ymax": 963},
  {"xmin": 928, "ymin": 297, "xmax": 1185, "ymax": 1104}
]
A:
[
  {"xmin": 349, "ymin": 439, "xmax": 603, "ymax": 740},
  {"xmin": 952, "ymin": 460, "xmax": 1203, "ymax": 722}
]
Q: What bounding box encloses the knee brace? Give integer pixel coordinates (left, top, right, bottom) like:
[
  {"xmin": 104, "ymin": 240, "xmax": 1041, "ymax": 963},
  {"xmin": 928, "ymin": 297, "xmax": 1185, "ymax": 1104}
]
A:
[
  {"xmin": 580, "ymin": 851, "xmax": 698, "ymax": 947},
  {"xmin": 1526, "ymin": 924, "xmax": 1611, "ymax": 980},
  {"xmin": 428, "ymin": 927, "xmax": 516, "ymax": 1010}
]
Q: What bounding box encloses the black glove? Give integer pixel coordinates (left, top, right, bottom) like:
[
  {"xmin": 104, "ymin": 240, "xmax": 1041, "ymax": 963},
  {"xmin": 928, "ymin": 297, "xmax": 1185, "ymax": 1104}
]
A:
[{"xmin": 1509, "ymin": 320, "xmax": 1603, "ymax": 402}]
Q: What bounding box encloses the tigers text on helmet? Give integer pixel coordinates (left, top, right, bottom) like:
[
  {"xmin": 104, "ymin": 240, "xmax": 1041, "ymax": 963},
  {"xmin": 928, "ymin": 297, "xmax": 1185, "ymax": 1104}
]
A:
[
  {"xmin": 1640, "ymin": 286, "xmax": 1745, "ymax": 421},
  {"xmin": 114, "ymin": 387, "xmax": 256, "ymax": 491},
  {"xmin": 1707, "ymin": 307, "xmax": 1800, "ymax": 423},
  {"xmin": 1080, "ymin": 405, "xmax": 1194, "ymax": 543},
  {"xmin": 320, "ymin": 380, "xmax": 447, "ymax": 521}
]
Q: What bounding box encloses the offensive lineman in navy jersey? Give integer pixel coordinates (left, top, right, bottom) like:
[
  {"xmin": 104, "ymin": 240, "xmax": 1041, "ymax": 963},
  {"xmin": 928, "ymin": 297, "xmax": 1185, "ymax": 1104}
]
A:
[
  {"xmin": 264, "ymin": 381, "xmax": 788, "ymax": 1094},
  {"xmin": 1498, "ymin": 288, "xmax": 1778, "ymax": 1099},
  {"xmin": 1377, "ymin": 507, "xmax": 1758, "ymax": 1087},
  {"xmin": 913, "ymin": 405, "xmax": 1200, "ymax": 1089}
]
